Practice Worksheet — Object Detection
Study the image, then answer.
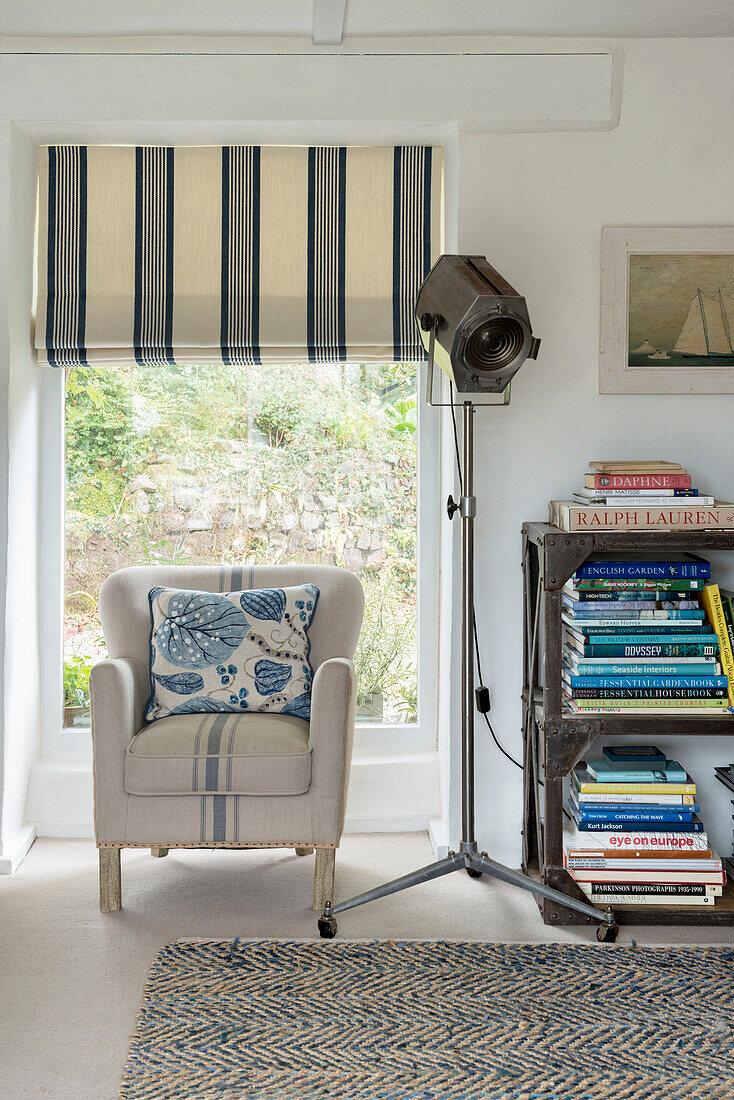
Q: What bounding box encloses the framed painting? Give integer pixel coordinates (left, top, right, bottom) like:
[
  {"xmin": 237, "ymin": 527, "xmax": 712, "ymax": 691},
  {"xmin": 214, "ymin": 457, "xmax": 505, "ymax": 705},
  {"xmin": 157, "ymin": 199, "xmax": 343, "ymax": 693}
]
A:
[{"xmin": 600, "ymin": 227, "xmax": 734, "ymax": 393}]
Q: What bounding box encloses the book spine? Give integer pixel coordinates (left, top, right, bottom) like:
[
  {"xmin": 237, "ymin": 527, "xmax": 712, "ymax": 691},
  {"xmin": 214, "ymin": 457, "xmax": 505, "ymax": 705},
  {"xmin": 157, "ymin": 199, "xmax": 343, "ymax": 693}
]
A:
[
  {"xmin": 568, "ymin": 664, "xmax": 719, "ymax": 677},
  {"xmin": 575, "ymin": 810, "xmax": 695, "ymax": 823},
  {"xmin": 576, "ymin": 560, "xmax": 710, "ymax": 580},
  {"xmin": 551, "ymin": 501, "xmax": 734, "ymax": 532},
  {"xmin": 588, "ymin": 474, "xmax": 692, "ymax": 489},
  {"xmin": 569, "ymin": 699, "xmax": 727, "ymax": 709},
  {"xmin": 572, "ymin": 800, "xmax": 700, "ymax": 813},
  {"xmin": 573, "ymin": 820, "xmax": 703, "ymax": 832},
  {"xmin": 573, "ymin": 781, "xmax": 697, "ymax": 794},
  {"xmin": 722, "ymin": 594, "xmax": 734, "ymax": 662},
  {"xmin": 701, "ymin": 583, "xmax": 734, "ymax": 707},
  {"xmin": 566, "ymin": 610, "xmax": 705, "ymax": 619},
  {"xmin": 567, "ymin": 633, "xmax": 717, "ymax": 642},
  {"xmin": 582, "ymin": 489, "xmax": 700, "ymax": 497},
  {"xmin": 585, "ymin": 765, "xmax": 688, "ymax": 782},
  {"xmin": 575, "ymin": 796, "xmax": 695, "ymax": 807},
  {"xmin": 581, "ymin": 496, "xmax": 712, "ymax": 507},
  {"xmin": 572, "ymin": 581, "xmax": 704, "ymax": 592},
  {"xmin": 567, "ymin": 628, "xmax": 714, "ymax": 640},
  {"xmin": 573, "ymin": 643, "xmax": 718, "ymax": 657},
  {"xmin": 582, "ymin": 882, "xmax": 716, "ymax": 895},
  {"xmin": 577, "ymin": 892, "xmax": 716, "ymax": 905},
  {"xmin": 570, "ymin": 687, "xmax": 727, "ymax": 699}
]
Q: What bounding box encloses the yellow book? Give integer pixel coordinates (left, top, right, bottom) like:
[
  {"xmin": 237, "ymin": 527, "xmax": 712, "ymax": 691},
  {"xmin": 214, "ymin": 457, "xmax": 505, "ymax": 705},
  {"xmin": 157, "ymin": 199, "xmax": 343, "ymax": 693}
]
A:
[
  {"xmin": 573, "ymin": 771, "xmax": 696, "ymax": 795},
  {"xmin": 701, "ymin": 583, "xmax": 734, "ymax": 706}
]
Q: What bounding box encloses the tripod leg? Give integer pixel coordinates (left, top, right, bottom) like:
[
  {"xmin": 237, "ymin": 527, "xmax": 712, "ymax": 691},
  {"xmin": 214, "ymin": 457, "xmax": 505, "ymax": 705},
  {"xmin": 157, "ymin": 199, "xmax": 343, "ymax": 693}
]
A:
[
  {"xmin": 469, "ymin": 852, "xmax": 616, "ymax": 927},
  {"xmin": 325, "ymin": 852, "xmax": 465, "ymax": 918}
]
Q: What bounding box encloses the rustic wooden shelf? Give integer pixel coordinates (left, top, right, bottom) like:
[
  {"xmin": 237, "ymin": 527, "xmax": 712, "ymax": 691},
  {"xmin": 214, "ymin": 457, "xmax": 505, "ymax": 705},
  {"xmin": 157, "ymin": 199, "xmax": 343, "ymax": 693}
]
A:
[{"xmin": 521, "ymin": 521, "xmax": 734, "ymax": 929}]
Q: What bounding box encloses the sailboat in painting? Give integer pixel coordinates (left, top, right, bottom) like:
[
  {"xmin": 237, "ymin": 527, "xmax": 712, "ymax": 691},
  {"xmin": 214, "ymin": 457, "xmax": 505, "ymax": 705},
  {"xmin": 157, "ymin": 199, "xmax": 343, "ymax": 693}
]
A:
[{"xmin": 674, "ymin": 288, "xmax": 734, "ymax": 358}]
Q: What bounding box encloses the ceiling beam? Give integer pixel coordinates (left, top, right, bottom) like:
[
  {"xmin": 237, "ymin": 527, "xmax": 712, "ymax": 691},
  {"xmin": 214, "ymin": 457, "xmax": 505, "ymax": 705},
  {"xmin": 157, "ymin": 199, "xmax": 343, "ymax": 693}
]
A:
[{"xmin": 312, "ymin": 0, "xmax": 347, "ymax": 45}]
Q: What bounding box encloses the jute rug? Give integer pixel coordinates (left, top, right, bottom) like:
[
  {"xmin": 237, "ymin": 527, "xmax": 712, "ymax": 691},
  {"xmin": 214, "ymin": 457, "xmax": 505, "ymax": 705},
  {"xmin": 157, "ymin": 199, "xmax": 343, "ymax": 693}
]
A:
[{"xmin": 120, "ymin": 940, "xmax": 734, "ymax": 1099}]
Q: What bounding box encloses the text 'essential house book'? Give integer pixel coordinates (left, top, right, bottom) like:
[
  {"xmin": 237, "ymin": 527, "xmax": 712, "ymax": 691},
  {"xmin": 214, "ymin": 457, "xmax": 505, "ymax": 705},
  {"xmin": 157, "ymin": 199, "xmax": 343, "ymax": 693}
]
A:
[
  {"xmin": 561, "ymin": 549, "xmax": 734, "ymax": 716},
  {"xmin": 552, "ymin": 460, "xmax": 734, "ymax": 531}
]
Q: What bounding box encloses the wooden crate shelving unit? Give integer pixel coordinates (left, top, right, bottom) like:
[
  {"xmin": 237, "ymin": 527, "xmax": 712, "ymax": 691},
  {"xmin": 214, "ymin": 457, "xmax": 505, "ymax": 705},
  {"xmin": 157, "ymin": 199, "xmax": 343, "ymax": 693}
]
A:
[{"xmin": 521, "ymin": 522, "xmax": 734, "ymax": 928}]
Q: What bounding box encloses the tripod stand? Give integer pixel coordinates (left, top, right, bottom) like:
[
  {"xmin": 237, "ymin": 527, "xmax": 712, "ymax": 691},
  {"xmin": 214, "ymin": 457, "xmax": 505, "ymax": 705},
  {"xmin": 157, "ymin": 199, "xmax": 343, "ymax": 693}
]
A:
[{"xmin": 318, "ymin": 400, "xmax": 618, "ymax": 942}]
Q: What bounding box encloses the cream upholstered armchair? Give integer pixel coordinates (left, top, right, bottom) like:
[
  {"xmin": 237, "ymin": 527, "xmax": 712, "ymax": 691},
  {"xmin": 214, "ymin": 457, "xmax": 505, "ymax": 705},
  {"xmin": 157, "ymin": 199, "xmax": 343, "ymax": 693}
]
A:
[{"xmin": 91, "ymin": 563, "xmax": 363, "ymax": 913}]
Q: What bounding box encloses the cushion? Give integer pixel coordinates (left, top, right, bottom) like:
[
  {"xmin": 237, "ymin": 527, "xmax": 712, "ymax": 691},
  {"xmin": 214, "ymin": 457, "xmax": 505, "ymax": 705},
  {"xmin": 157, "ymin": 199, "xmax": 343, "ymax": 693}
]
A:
[
  {"xmin": 124, "ymin": 712, "xmax": 312, "ymax": 796},
  {"xmin": 145, "ymin": 584, "xmax": 319, "ymax": 722}
]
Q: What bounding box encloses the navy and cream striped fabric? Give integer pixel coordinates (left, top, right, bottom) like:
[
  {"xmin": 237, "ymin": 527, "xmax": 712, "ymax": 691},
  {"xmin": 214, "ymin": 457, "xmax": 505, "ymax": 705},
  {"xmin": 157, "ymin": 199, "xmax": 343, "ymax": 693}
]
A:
[
  {"xmin": 36, "ymin": 145, "xmax": 443, "ymax": 367},
  {"xmin": 44, "ymin": 145, "xmax": 88, "ymax": 367}
]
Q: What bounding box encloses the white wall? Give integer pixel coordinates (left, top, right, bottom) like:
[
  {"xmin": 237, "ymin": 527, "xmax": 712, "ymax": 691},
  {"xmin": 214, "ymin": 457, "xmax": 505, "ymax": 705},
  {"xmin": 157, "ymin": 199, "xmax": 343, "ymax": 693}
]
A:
[
  {"xmin": 460, "ymin": 38, "xmax": 734, "ymax": 863},
  {"xmin": 2, "ymin": 32, "xmax": 734, "ymax": 868}
]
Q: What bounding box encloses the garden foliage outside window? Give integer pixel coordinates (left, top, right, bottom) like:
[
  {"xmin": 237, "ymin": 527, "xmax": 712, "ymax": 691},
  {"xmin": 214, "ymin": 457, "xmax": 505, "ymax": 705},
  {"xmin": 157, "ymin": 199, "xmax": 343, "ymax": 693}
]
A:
[{"xmin": 64, "ymin": 361, "xmax": 419, "ymax": 728}]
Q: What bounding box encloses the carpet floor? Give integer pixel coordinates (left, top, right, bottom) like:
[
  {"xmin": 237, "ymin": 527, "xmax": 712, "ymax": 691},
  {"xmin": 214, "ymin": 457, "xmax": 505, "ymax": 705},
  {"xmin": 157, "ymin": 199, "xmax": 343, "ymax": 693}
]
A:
[
  {"xmin": 121, "ymin": 939, "xmax": 734, "ymax": 1099},
  {"xmin": 2, "ymin": 835, "xmax": 733, "ymax": 1099}
]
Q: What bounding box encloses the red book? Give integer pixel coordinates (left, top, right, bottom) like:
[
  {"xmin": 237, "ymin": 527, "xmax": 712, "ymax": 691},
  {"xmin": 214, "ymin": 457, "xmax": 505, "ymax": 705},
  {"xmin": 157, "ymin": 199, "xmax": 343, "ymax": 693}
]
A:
[{"xmin": 586, "ymin": 473, "xmax": 692, "ymax": 490}]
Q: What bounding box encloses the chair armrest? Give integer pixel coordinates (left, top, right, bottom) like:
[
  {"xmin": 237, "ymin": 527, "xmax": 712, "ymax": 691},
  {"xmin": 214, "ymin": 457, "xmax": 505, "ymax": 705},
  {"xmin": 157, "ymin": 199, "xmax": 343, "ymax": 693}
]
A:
[
  {"xmin": 90, "ymin": 657, "xmax": 148, "ymax": 747},
  {"xmin": 90, "ymin": 657, "xmax": 148, "ymax": 843},
  {"xmin": 308, "ymin": 658, "xmax": 357, "ymax": 819}
]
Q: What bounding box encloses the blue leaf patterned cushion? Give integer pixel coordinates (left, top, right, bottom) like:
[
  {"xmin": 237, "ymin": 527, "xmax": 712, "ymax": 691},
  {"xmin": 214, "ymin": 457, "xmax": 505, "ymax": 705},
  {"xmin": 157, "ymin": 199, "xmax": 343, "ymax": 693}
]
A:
[{"xmin": 145, "ymin": 584, "xmax": 319, "ymax": 722}]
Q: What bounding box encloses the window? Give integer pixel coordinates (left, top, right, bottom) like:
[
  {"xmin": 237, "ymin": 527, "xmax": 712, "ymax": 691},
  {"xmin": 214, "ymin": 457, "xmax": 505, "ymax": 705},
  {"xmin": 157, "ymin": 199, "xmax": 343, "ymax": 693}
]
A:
[{"xmin": 63, "ymin": 361, "xmax": 435, "ymax": 733}]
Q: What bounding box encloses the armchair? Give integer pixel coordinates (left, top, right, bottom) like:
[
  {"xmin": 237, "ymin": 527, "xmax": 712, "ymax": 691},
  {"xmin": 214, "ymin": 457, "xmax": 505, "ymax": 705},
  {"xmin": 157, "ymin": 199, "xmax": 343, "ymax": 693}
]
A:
[{"xmin": 91, "ymin": 564, "xmax": 364, "ymax": 912}]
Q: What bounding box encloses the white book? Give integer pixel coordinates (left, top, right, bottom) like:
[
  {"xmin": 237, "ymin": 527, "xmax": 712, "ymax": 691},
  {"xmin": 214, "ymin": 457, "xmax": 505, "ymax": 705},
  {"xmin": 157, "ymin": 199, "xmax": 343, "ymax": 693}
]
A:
[
  {"xmin": 574, "ymin": 492, "xmax": 714, "ymax": 507},
  {"xmin": 567, "ymin": 858, "xmax": 722, "ymax": 872},
  {"xmin": 573, "ymin": 791, "xmax": 694, "ymax": 806},
  {"xmin": 577, "ymin": 891, "xmax": 716, "ymax": 905},
  {"xmin": 575, "ymin": 487, "xmax": 695, "ymax": 498}
]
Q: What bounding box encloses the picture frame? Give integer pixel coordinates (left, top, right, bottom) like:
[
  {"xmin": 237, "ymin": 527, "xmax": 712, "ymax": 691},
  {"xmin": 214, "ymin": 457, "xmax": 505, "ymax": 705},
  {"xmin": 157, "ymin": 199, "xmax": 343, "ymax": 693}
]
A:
[{"xmin": 600, "ymin": 227, "xmax": 734, "ymax": 394}]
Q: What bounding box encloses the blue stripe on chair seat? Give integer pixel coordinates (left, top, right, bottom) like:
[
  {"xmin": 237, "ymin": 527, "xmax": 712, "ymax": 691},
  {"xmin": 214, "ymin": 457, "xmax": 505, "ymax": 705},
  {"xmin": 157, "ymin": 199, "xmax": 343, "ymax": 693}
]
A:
[{"xmin": 124, "ymin": 713, "xmax": 311, "ymax": 797}]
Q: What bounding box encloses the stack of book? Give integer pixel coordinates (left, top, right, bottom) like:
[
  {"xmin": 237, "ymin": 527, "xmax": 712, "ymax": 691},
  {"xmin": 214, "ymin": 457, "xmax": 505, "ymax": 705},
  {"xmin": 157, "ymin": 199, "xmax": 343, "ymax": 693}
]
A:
[
  {"xmin": 565, "ymin": 746, "xmax": 725, "ymax": 908},
  {"xmin": 550, "ymin": 460, "xmax": 734, "ymax": 532},
  {"xmin": 562, "ymin": 552, "xmax": 734, "ymax": 715}
]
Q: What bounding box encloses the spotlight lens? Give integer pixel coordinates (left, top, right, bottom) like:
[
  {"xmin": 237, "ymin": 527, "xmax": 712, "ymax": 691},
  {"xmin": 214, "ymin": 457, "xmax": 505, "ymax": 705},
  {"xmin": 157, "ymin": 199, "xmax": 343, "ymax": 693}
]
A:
[{"xmin": 465, "ymin": 317, "xmax": 525, "ymax": 372}]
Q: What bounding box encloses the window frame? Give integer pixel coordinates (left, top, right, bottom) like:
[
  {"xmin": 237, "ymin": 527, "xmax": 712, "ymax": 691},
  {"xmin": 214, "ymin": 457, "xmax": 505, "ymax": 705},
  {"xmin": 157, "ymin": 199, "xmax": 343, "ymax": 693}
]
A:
[{"xmin": 40, "ymin": 359, "xmax": 441, "ymax": 758}]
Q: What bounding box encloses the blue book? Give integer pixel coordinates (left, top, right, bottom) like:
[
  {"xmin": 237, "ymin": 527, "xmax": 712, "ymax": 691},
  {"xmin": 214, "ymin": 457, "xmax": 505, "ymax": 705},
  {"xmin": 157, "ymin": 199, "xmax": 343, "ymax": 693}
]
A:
[
  {"xmin": 571, "ymin": 816, "xmax": 704, "ymax": 833},
  {"xmin": 575, "ymin": 556, "xmax": 710, "ymax": 580},
  {"xmin": 567, "ymin": 663, "xmax": 720, "ymax": 677},
  {"xmin": 574, "ymin": 809, "xmax": 696, "ymax": 823},
  {"xmin": 586, "ymin": 758, "xmax": 687, "ymax": 783},
  {"xmin": 602, "ymin": 745, "xmax": 666, "ymax": 766},
  {"xmin": 568, "ymin": 675, "xmax": 727, "ymax": 689},
  {"xmin": 569, "ymin": 642, "xmax": 718, "ymax": 657}
]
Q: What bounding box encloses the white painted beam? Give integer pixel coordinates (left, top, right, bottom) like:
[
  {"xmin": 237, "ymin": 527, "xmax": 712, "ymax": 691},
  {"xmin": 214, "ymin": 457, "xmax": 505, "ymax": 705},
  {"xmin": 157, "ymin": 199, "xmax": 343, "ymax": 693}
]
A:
[{"xmin": 312, "ymin": 0, "xmax": 347, "ymax": 45}]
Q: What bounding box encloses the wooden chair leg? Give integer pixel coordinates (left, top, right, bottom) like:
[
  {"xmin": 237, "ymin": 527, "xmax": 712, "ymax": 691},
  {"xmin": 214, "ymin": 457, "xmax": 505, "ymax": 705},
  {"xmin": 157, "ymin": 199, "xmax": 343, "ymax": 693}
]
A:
[
  {"xmin": 151, "ymin": 847, "xmax": 169, "ymax": 858},
  {"xmin": 99, "ymin": 847, "xmax": 121, "ymax": 912},
  {"xmin": 313, "ymin": 848, "xmax": 336, "ymax": 911},
  {"xmin": 295, "ymin": 846, "xmax": 314, "ymax": 856}
]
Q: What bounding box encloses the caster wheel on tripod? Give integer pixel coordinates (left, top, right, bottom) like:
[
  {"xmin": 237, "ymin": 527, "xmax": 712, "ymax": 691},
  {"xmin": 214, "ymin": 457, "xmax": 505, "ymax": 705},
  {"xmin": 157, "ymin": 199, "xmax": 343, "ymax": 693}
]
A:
[
  {"xmin": 596, "ymin": 922, "xmax": 619, "ymax": 943},
  {"xmin": 466, "ymin": 867, "xmax": 483, "ymax": 879},
  {"xmin": 318, "ymin": 916, "xmax": 337, "ymax": 939}
]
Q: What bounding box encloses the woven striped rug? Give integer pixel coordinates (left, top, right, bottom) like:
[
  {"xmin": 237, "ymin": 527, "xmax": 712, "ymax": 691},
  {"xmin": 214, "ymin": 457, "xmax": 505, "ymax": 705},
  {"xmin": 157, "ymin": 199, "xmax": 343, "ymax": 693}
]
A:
[{"xmin": 120, "ymin": 940, "xmax": 734, "ymax": 1099}]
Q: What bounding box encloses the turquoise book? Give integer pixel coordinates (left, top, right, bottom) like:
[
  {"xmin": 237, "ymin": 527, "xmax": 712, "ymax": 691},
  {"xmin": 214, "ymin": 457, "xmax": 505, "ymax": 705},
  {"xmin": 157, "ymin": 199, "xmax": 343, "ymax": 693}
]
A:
[{"xmin": 585, "ymin": 758, "xmax": 687, "ymax": 783}]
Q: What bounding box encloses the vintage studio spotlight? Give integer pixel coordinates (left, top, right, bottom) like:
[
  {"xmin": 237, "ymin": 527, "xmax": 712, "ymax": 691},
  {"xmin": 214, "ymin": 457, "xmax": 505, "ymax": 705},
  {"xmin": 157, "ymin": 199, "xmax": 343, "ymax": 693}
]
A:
[{"xmin": 318, "ymin": 255, "xmax": 619, "ymax": 942}]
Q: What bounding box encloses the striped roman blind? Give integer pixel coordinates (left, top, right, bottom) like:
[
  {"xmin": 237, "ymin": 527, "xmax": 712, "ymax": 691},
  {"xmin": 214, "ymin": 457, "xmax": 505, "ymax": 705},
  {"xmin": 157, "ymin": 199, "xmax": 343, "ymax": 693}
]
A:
[{"xmin": 35, "ymin": 144, "xmax": 443, "ymax": 367}]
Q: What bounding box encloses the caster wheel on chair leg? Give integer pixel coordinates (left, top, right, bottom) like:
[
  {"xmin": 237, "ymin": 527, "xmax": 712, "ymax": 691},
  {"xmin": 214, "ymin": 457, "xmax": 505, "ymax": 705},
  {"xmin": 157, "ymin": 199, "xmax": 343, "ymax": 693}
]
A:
[
  {"xmin": 318, "ymin": 916, "xmax": 337, "ymax": 939},
  {"xmin": 597, "ymin": 922, "xmax": 619, "ymax": 943},
  {"xmin": 466, "ymin": 867, "xmax": 483, "ymax": 879}
]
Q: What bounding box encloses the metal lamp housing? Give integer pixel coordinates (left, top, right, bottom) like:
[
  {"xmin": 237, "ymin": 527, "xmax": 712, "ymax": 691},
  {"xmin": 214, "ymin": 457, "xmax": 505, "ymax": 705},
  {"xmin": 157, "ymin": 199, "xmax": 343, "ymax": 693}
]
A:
[{"xmin": 415, "ymin": 254, "xmax": 540, "ymax": 395}]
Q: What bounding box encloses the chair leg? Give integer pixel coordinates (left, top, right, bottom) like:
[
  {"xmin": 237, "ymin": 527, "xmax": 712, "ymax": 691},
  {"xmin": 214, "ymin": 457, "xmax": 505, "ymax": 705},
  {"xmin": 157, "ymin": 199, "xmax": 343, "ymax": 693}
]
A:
[
  {"xmin": 313, "ymin": 848, "xmax": 336, "ymax": 911},
  {"xmin": 99, "ymin": 847, "xmax": 122, "ymax": 913},
  {"xmin": 295, "ymin": 846, "xmax": 314, "ymax": 856},
  {"xmin": 151, "ymin": 847, "xmax": 169, "ymax": 858}
]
